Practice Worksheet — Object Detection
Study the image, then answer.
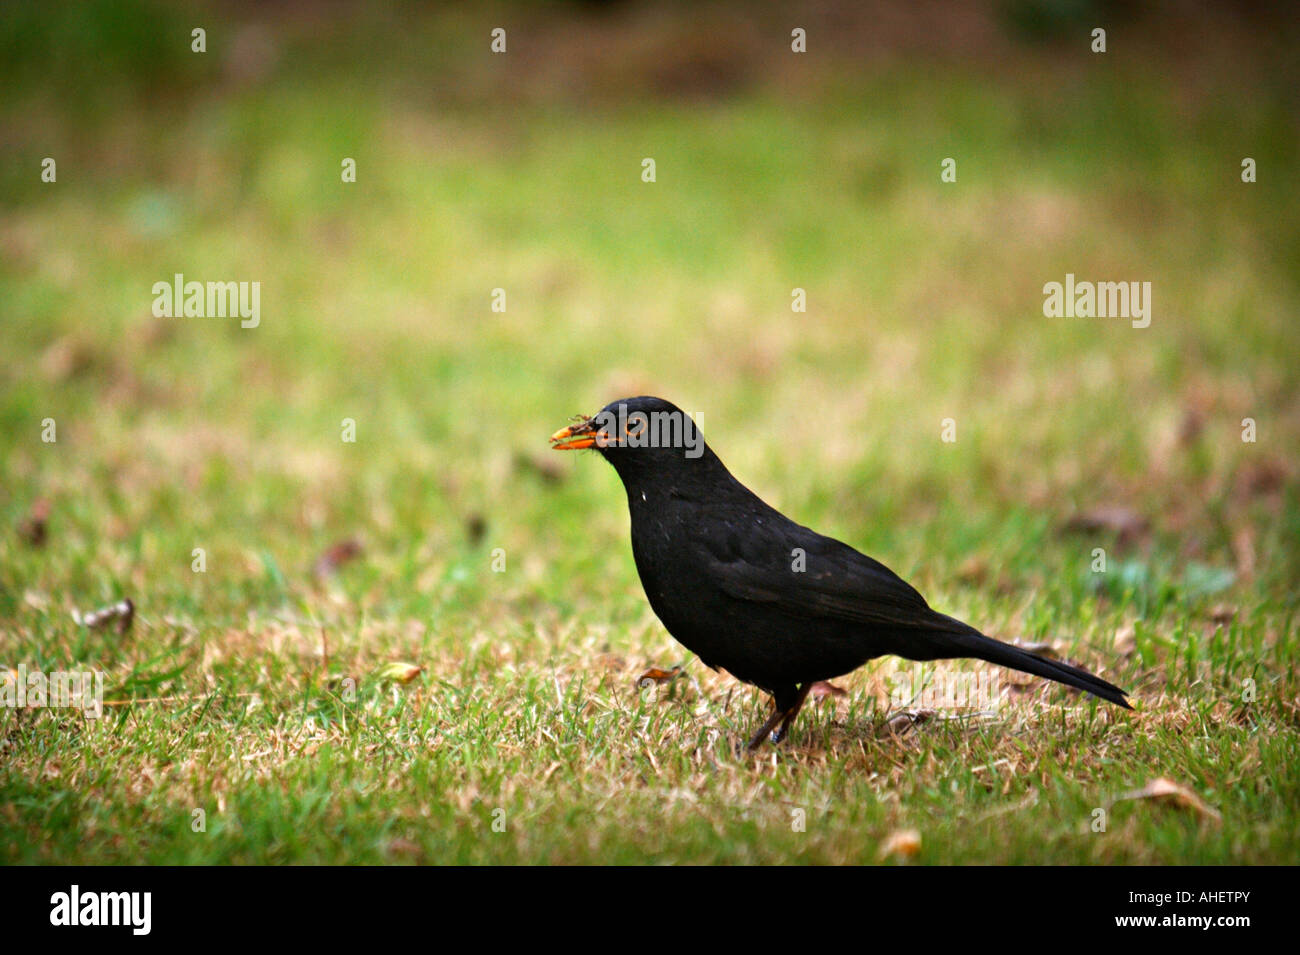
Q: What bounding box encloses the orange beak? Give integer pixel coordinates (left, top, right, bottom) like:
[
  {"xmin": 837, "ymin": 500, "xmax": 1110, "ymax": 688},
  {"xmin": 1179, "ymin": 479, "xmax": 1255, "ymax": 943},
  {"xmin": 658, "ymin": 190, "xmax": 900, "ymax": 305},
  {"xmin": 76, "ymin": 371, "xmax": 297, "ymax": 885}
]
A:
[{"xmin": 550, "ymin": 415, "xmax": 599, "ymax": 451}]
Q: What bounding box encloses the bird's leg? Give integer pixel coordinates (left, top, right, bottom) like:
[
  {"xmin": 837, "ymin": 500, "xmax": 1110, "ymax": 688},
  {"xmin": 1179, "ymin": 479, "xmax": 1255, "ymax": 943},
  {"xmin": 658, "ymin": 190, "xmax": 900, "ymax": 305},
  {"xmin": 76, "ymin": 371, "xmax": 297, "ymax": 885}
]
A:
[
  {"xmin": 746, "ymin": 700, "xmax": 785, "ymax": 751},
  {"xmin": 746, "ymin": 683, "xmax": 815, "ymax": 750},
  {"xmin": 771, "ymin": 683, "xmax": 814, "ymax": 744}
]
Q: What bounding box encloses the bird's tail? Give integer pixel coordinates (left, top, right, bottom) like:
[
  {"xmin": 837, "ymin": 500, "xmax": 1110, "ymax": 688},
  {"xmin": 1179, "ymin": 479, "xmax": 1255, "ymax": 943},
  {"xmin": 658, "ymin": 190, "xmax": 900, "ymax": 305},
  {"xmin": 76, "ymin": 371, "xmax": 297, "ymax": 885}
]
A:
[{"xmin": 915, "ymin": 614, "xmax": 1132, "ymax": 708}]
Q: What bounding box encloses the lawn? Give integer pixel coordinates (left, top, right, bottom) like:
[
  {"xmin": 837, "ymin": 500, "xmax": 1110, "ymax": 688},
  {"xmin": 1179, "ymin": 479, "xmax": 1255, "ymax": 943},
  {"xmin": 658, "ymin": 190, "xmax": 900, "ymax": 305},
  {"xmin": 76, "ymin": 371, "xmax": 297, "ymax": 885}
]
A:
[{"xmin": 1, "ymin": 1, "xmax": 1297, "ymax": 864}]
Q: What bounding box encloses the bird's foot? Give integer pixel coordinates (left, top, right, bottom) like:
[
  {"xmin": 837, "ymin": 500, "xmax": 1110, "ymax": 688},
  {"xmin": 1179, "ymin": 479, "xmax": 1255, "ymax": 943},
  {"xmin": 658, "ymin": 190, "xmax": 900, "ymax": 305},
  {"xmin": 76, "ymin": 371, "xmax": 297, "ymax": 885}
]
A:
[
  {"xmin": 745, "ymin": 684, "xmax": 817, "ymax": 751},
  {"xmin": 745, "ymin": 709, "xmax": 785, "ymax": 751}
]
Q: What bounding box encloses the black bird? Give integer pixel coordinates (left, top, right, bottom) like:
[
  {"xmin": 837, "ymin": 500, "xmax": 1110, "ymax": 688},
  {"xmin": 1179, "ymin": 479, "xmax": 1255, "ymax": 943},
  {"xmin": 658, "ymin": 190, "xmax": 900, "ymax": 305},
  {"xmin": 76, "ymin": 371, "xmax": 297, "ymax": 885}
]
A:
[{"xmin": 551, "ymin": 396, "xmax": 1131, "ymax": 749}]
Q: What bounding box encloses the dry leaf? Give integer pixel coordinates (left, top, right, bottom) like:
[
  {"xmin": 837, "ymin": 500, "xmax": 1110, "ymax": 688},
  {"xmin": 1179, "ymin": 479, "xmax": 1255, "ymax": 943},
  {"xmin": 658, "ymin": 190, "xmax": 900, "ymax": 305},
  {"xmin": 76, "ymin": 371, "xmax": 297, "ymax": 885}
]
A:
[
  {"xmin": 883, "ymin": 709, "xmax": 936, "ymax": 735},
  {"xmin": 73, "ymin": 598, "xmax": 134, "ymax": 634},
  {"xmin": 1114, "ymin": 777, "xmax": 1222, "ymax": 823},
  {"xmin": 40, "ymin": 335, "xmax": 96, "ymax": 382},
  {"xmin": 878, "ymin": 829, "xmax": 921, "ymax": 860},
  {"xmin": 1208, "ymin": 604, "xmax": 1236, "ymax": 624},
  {"xmin": 386, "ymin": 837, "xmax": 422, "ymax": 858},
  {"xmin": 374, "ymin": 662, "xmax": 423, "ymax": 685},
  {"xmin": 1063, "ymin": 507, "xmax": 1150, "ymax": 547},
  {"xmin": 636, "ymin": 665, "xmax": 682, "ymax": 688},
  {"xmin": 18, "ymin": 498, "xmax": 50, "ymax": 547},
  {"xmin": 1232, "ymin": 459, "xmax": 1288, "ymax": 500},
  {"xmin": 956, "ymin": 555, "xmax": 988, "ymax": 585},
  {"xmin": 1012, "ymin": 640, "xmax": 1058, "ymax": 658},
  {"xmin": 809, "ymin": 681, "xmax": 847, "ymax": 699},
  {"xmin": 313, "ymin": 538, "xmax": 363, "ymax": 578},
  {"xmin": 1112, "ymin": 623, "xmax": 1137, "ymax": 656},
  {"xmin": 464, "ymin": 512, "xmax": 487, "ymax": 545},
  {"xmin": 1177, "ymin": 405, "xmax": 1206, "ymax": 446},
  {"xmin": 134, "ymin": 314, "xmax": 177, "ymax": 349},
  {"xmin": 1231, "ymin": 526, "xmax": 1255, "ymax": 580},
  {"xmin": 515, "ymin": 451, "xmax": 565, "ymax": 484}
]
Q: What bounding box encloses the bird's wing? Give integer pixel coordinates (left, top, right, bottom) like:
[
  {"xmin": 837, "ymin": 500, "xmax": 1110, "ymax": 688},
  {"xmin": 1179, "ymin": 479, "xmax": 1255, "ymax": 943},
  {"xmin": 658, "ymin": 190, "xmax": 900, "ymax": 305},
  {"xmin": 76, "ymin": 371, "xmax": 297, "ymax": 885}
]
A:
[{"xmin": 698, "ymin": 516, "xmax": 948, "ymax": 631}]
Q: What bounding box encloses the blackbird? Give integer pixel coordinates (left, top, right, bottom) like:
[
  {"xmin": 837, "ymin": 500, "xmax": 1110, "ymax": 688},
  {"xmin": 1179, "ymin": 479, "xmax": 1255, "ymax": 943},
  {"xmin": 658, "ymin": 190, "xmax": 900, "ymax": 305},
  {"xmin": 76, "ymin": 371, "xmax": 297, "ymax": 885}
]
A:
[{"xmin": 551, "ymin": 396, "xmax": 1131, "ymax": 749}]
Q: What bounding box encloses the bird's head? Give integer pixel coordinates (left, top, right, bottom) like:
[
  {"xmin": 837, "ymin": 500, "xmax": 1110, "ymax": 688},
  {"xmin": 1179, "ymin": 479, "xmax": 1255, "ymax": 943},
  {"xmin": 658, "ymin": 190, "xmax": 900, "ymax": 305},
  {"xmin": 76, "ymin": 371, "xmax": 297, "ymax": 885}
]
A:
[{"xmin": 549, "ymin": 396, "xmax": 709, "ymax": 481}]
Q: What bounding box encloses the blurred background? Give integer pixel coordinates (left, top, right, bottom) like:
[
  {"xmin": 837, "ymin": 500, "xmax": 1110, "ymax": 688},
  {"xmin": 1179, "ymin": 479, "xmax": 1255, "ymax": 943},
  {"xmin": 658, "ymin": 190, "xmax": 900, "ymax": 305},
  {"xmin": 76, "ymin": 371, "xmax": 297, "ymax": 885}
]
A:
[
  {"xmin": 2, "ymin": 0, "xmax": 1297, "ymax": 691},
  {"xmin": 2, "ymin": 0, "xmax": 1299, "ymax": 866}
]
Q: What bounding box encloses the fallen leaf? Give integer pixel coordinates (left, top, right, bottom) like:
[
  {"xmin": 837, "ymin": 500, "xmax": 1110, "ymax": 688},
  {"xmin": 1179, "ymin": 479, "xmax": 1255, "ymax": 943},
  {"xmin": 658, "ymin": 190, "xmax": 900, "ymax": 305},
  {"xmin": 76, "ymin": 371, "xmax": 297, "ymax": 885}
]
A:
[
  {"xmin": 1231, "ymin": 526, "xmax": 1255, "ymax": 580},
  {"xmin": 878, "ymin": 829, "xmax": 921, "ymax": 860},
  {"xmin": 134, "ymin": 314, "xmax": 177, "ymax": 349},
  {"xmin": 374, "ymin": 662, "xmax": 423, "ymax": 685},
  {"xmin": 1114, "ymin": 777, "xmax": 1222, "ymax": 823},
  {"xmin": 809, "ymin": 681, "xmax": 847, "ymax": 699},
  {"xmin": 313, "ymin": 538, "xmax": 363, "ymax": 578},
  {"xmin": 385, "ymin": 837, "xmax": 422, "ymax": 858},
  {"xmin": 1207, "ymin": 603, "xmax": 1236, "ymax": 624},
  {"xmin": 515, "ymin": 451, "xmax": 565, "ymax": 484},
  {"xmin": 955, "ymin": 555, "xmax": 987, "ymax": 585},
  {"xmin": 17, "ymin": 498, "xmax": 50, "ymax": 546},
  {"xmin": 1063, "ymin": 506, "xmax": 1150, "ymax": 547},
  {"xmin": 39, "ymin": 335, "xmax": 96, "ymax": 382},
  {"xmin": 465, "ymin": 513, "xmax": 487, "ymax": 545},
  {"xmin": 636, "ymin": 665, "xmax": 682, "ymax": 688},
  {"xmin": 1177, "ymin": 405, "xmax": 1206, "ymax": 446},
  {"xmin": 883, "ymin": 709, "xmax": 936, "ymax": 735},
  {"xmin": 73, "ymin": 598, "xmax": 134, "ymax": 634},
  {"xmin": 1232, "ymin": 459, "xmax": 1288, "ymax": 500},
  {"xmin": 1113, "ymin": 624, "xmax": 1137, "ymax": 656},
  {"xmin": 1011, "ymin": 640, "xmax": 1058, "ymax": 659}
]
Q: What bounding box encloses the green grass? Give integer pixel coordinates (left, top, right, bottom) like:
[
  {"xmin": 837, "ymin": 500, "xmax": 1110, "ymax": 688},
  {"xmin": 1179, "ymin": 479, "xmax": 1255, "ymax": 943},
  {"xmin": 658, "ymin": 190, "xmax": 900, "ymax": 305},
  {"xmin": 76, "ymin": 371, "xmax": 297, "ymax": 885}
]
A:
[{"xmin": 1, "ymin": 1, "xmax": 1298, "ymax": 864}]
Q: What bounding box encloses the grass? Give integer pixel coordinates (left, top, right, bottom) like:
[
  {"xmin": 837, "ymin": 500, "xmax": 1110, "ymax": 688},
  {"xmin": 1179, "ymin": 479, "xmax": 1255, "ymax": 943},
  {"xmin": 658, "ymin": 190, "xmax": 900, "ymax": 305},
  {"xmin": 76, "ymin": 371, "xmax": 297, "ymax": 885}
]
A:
[{"xmin": 1, "ymin": 1, "xmax": 1298, "ymax": 864}]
